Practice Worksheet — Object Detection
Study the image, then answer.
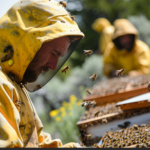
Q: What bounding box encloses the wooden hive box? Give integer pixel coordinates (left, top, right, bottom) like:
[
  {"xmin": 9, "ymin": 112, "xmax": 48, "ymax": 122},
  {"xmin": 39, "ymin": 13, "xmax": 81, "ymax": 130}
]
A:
[
  {"xmin": 83, "ymin": 75, "xmax": 150, "ymax": 106},
  {"xmin": 77, "ymin": 98, "xmax": 150, "ymax": 147}
]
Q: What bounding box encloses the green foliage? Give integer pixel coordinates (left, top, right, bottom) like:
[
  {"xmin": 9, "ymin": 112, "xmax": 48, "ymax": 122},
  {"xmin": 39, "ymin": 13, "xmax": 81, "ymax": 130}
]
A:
[
  {"xmin": 128, "ymin": 15, "xmax": 150, "ymax": 47},
  {"xmin": 49, "ymin": 95, "xmax": 85, "ymax": 144}
]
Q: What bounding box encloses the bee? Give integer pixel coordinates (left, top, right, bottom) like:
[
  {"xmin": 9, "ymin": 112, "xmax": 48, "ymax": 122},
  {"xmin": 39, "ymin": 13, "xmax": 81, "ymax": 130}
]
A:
[
  {"xmin": 84, "ymin": 134, "xmax": 93, "ymax": 140},
  {"xmin": 59, "ymin": 1, "xmax": 67, "ymax": 7},
  {"xmin": 118, "ymin": 144, "xmax": 122, "ymax": 148},
  {"xmin": 90, "ymin": 100, "xmax": 97, "ymax": 107},
  {"xmin": 89, "ymin": 74, "xmax": 98, "ymax": 81},
  {"xmin": 102, "ymin": 118, "xmax": 107, "ymax": 124},
  {"xmin": 14, "ymin": 100, "xmax": 22, "ymax": 110},
  {"xmin": 94, "ymin": 110, "xmax": 100, "ymax": 117},
  {"xmin": 86, "ymin": 89, "xmax": 92, "ymax": 95},
  {"xmin": 82, "ymin": 101, "xmax": 90, "ymax": 109},
  {"xmin": 81, "ymin": 102, "xmax": 85, "ymax": 107},
  {"xmin": 62, "ymin": 66, "xmax": 70, "ymax": 74},
  {"xmin": 133, "ymin": 124, "xmax": 138, "ymax": 130},
  {"xmin": 83, "ymin": 50, "xmax": 93, "ymax": 56},
  {"xmin": 36, "ymin": 84, "xmax": 42, "ymax": 90},
  {"xmin": 148, "ymin": 82, "xmax": 150, "ymax": 90},
  {"xmin": 127, "ymin": 141, "xmax": 132, "ymax": 146},
  {"xmin": 70, "ymin": 16, "xmax": 75, "ymax": 21},
  {"xmin": 1, "ymin": 45, "xmax": 14, "ymax": 62},
  {"xmin": 94, "ymin": 143, "xmax": 99, "ymax": 148},
  {"xmin": 117, "ymin": 68, "xmax": 125, "ymax": 76}
]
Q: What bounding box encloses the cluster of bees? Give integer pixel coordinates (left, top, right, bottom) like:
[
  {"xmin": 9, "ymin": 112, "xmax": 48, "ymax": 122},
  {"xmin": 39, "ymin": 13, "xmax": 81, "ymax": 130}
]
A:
[
  {"xmin": 79, "ymin": 103, "xmax": 122, "ymax": 121},
  {"xmin": 95, "ymin": 123, "xmax": 150, "ymax": 148},
  {"xmin": 87, "ymin": 75, "xmax": 150, "ymax": 96}
]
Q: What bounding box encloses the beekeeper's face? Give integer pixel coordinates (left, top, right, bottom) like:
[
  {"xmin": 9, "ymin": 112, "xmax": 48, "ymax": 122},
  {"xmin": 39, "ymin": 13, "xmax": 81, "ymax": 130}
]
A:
[{"xmin": 23, "ymin": 36, "xmax": 70, "ymax": 82}]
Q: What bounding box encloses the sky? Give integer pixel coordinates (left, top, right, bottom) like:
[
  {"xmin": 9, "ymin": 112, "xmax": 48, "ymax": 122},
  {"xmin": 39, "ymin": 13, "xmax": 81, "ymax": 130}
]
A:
[{"xmin": 0, "ymin": 0, "xmax": 19, "ymax": 18}]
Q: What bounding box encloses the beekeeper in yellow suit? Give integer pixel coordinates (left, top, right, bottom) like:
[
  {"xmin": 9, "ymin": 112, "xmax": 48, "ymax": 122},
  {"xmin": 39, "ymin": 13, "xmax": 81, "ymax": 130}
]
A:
[
  {"xmin": 103, "ymin": 19, "xmax": 150, "ymax": 78},
  {"xmin": 0, "ymin": 0, "xmax": 85, "ymax": 148},
  {"xmin": 92, "ymin": 18, "xmax": 114, "ymax": 54}
]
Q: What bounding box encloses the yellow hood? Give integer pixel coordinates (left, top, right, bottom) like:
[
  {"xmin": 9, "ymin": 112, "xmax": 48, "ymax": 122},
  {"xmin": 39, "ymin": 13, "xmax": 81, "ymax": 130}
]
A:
[
  {"xmin": 0, "ymin": 0, "xmax": 84, "ymax": 83},
  {"xmin": 112, "ymin": 19, "xmax": 138, "ymax": 40},
  {"xmin": 92, "ymin": 18, "xmax": 111, "ymax": 33}
]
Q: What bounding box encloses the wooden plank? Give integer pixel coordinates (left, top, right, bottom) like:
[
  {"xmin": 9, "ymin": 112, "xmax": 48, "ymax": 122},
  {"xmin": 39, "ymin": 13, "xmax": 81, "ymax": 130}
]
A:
[
  {"xmin": 83, "ymin": 85, "xmax": 149, "ymax": 106},
  {"xmin": 124, "ymin": 145, "xmax": 137, "ymax": 148},
  {"xmin": 117, "ymin": 100, "xmax": 150, "ymax": 111},
  {"xmin": 77, "ymin": 112, "xmax": 119, "ymax": 125}
]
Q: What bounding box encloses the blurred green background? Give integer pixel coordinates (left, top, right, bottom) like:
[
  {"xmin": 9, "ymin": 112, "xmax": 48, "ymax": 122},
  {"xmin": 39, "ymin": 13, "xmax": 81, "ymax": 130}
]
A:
[{"xmin": 28, "ymin": 0, "xmax": 150, "ymax": 145}]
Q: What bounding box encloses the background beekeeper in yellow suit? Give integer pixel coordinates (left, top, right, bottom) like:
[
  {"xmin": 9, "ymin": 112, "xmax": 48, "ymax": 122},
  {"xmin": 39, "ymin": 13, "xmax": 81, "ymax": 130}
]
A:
[
  {"xmin": 91, "ymin": 18, "xmax": 115, "ymax": 54},
  {"xmin": 103, "ymin": 19, "xmax": 150, "ymax": 78},
  {"xmin": 0, "ymin": 0, "xmax": 84, "ymax": 148}
]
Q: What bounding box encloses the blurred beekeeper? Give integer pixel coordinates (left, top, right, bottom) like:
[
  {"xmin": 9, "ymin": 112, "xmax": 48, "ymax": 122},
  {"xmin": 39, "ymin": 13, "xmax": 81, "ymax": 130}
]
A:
[
  {"xmin": 0, "ymin": 0, "xmax": 84, "ymax": 148},
  {"xmin": 92, "ymin": 18, "xmax": 114, "ymax": 54},
  {"xmin": 103, "ymin": 19, "xmax": 150, "ymax": 78}
]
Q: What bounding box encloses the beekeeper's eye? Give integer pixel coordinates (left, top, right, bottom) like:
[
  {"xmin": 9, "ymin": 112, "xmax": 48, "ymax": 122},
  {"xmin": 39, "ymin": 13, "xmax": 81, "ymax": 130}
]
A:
[{"xmin": 53, "ymin": 49, "xmax": 62, "ymax": 56}]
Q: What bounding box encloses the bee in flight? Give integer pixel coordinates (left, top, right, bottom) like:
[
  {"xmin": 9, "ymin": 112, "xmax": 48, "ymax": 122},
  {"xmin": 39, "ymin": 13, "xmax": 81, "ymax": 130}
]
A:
[
  {"xmin": 36, "ymin": 84, "xmax": 42, "ymax": 90},
  {"xmin": 86, "ymin": 89, "xmax": 92, "ymax": 95},
  {"xmin": 117, "ymin": 68, "xmax": 125, "ymax": 76},
  {"xmin": 94, "ymin": 110, "xmax": 100, "ymax": 117},
  {"xmin": 59, "ymin": 1, "xmax": 67, "ymax": 8},
  {"xmin": 89, "ymin": 74, "xmax": 98, "ymax": 81},
  {"xmin": 70, "ymin": 15, "xmax": 75, "ymax": 21},
  {"xmin": 83, "ymin": 50, "xmax": 93, "ymax": 56},
  {"xmin": 62, "ymin": 66, "xmax": 70, "ymax": 74}
]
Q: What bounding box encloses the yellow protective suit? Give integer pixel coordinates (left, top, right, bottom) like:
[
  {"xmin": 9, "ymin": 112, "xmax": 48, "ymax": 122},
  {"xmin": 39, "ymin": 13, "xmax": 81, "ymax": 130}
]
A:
[
  {"xmin": 92, "ymin": 18, "xmax": 114, "ymax": 54},
  {"xmin": 0, "ymin": 0, "xmax": 84, "ymax": 148},
  {"xmin": 103, "ymin": 19, "xmax": 150, "ymax": 77}
]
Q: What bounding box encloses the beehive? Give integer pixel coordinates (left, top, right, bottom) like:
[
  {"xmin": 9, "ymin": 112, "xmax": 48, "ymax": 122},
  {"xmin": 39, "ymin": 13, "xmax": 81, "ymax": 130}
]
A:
[
  {"xmin": 83, "ymin": 75, "xmax": 150, "ymax": 106},
  {"xmin": 77, "ymin": 102, "xmax": 150, "ymax": 146}
]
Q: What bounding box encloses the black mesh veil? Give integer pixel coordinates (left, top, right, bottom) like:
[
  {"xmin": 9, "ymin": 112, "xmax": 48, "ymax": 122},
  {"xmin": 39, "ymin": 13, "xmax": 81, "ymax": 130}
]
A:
[{"xmin": 24, "ymin": 38, "xmax": 82, "ymax": 92}]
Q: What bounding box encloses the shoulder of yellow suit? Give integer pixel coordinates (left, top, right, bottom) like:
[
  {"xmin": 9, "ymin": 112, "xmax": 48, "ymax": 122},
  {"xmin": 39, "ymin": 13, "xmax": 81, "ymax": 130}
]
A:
[
  {"xmin": 91, "ymin": 18, "xmax": 112, "ymax": 33},
  {"xmin": 135, "ymin": 39, "xmax": 150, "ymax": 52},
  {"xmin": 112, "ymin": 19, "xmax": 138, "ymax": 40},
  {"xmin": 0, "ymin": 0, "xmax": 84, "ymax": 83}
]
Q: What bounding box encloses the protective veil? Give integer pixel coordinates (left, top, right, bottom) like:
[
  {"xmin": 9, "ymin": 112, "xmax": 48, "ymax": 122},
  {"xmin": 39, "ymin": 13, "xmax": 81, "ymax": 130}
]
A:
[
  {"xmin": 0, "ymin": 0, "xmax": 84, "ymax": 148},
  {"xmin": 103, "ymin": 19, "xmax": 150, "ymax": 77}
]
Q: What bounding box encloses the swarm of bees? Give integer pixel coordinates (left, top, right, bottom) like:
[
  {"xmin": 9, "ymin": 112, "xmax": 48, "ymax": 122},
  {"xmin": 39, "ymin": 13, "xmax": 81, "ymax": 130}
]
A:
[
  {"xmin": 86, "ymin": 89, "xmax": 92, "ymax": 95},
  {"xmin": 89, "ymin": 74, "xmax": 98, "ymax": 81},
  {"xmin": 62, "ymin": 66, "xmax": 70, "ymax": 74},
  {"xmin": 59, "ymin": 1, "xmax": 67, "ymax": 8},
  {"xmin": 117, "ymin": 68, "xmax": 125, "ymax": 77},
  {"xmin": 97, "ymin": 123, "xmax": 150, "ymax": 148},
  {"xmin": 83, "ymin": 50, "xmax": 93, "ymax": 56}
]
